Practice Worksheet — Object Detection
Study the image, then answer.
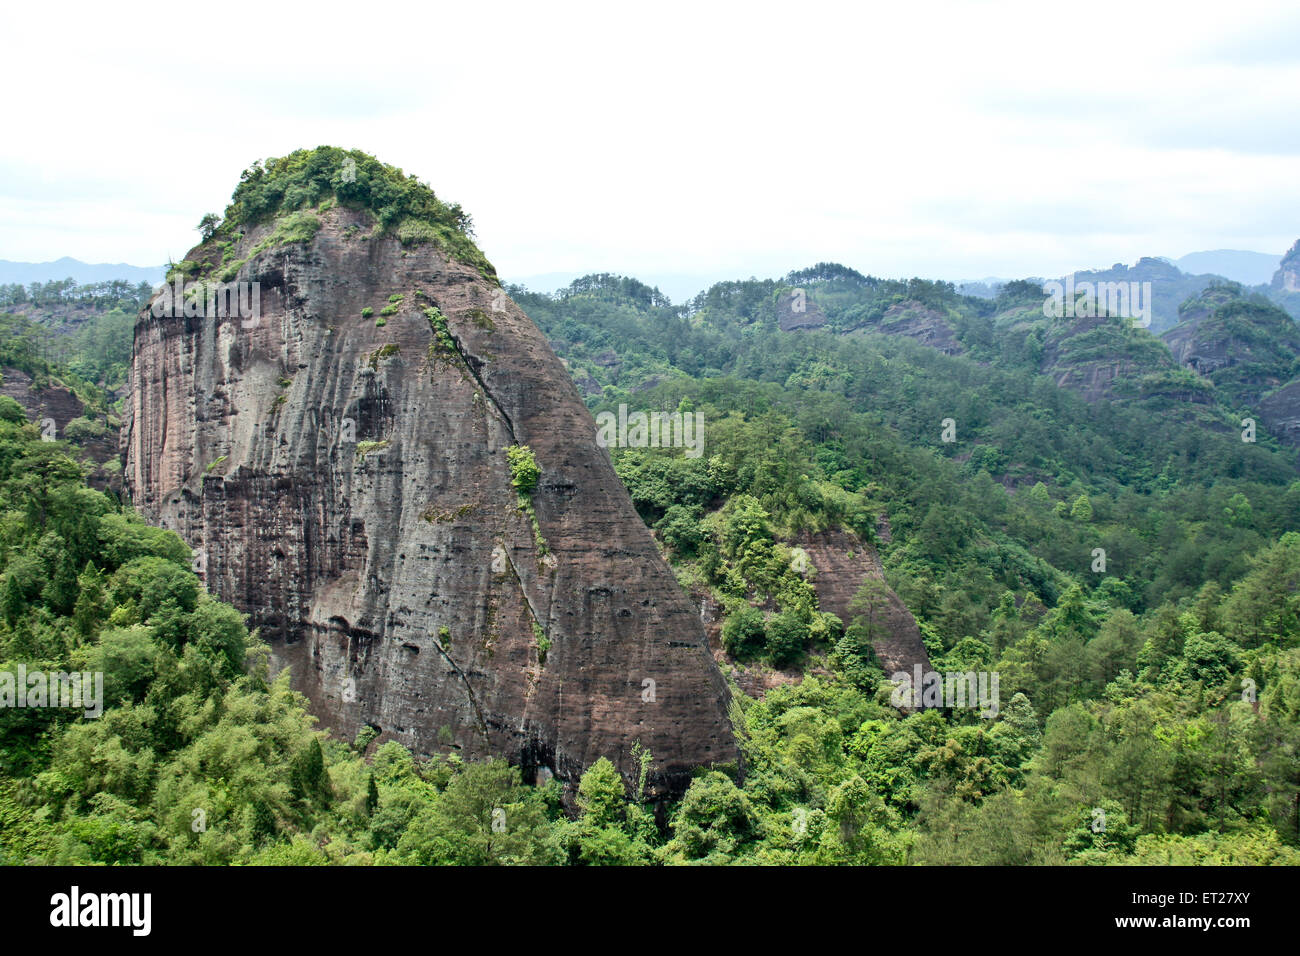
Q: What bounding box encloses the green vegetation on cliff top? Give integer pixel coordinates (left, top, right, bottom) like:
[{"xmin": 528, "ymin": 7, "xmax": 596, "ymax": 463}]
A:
[{"xmin": 201, "ymin": 147, "xmax": 497, "ymax": 282}]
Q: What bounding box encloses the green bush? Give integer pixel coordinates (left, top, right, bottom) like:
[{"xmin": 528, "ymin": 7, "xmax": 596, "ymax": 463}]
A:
[
  {"xmin": 397, "ymin": 219, "xmax": 439, "ymax": 246},
  {"xmin": 267, "ymin": 210, "xmax": 321, "ymax": 245},
  {"xmin": 424, "ymin": 306, "xmax": 454, "ymax": 353},
  {"xmin": 62, "ymin": 416, "xmax": 109, "ymax": 444},
  {"xmin": 657, "ymin": 505, "xmax": 704, "ymax": 554},
  {"xmin": 765, "ymin": 609, "xmax": 809, "ymax": 668},
  {"xmin": 721, "ymin": 605, "xmax": 766, "ymax": 659},
  {"xmin": 0, "ymin": 396, "xmax": 26, "ymax": 424},
  {"xmin": 507, "ymin": 444, "xmax": 541, "ymax": 494}
]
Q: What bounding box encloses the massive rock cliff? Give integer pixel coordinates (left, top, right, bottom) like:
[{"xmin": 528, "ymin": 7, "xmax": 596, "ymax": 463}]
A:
[
  {"xmin": 123, "ymin": 154, "xmax": 737, "ymax": 794},
  {"xmin": 1163, "ymin": 285, "xmax": 1300, "ymax": 384}
]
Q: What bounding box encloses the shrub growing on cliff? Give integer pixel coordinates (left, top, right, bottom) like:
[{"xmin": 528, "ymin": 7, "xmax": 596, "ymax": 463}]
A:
[
  {"xmin": 507, "ymin": 444, "xmax": 548, "ymax": 557},
  {"xmin": 764, "ymin": 607, "xmax": 810, "ymax": 667},
  {"xmin": 424, "ymin": 307, "xmax": 454, "ymax": 353},
  {"xmin": 62, "ymin": 416, "xmax": 110, "ymax": 444},
  {"xmin": 507, "ymin": 444, "xmax": 540, "ymax": 495},
  {"xmin": 721, "ymin": 605, "xmax": 766, "ymax": 659}
]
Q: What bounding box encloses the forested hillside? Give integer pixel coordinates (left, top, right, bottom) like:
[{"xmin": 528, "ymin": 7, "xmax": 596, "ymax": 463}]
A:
[
  {"xmin": 0, "ymin": 306, "xmax": 127, "ymax": 485},
  {"xmin": 0, "ymin": 261, "xmax": 1297, "ymax": 865},
  {"xmin": 0, "ymin": 276, "xmax": 143, "ymax": 397},
  {"xmin": 513, "ymin": 268, "xmax": 1300, "ymax": 862}
]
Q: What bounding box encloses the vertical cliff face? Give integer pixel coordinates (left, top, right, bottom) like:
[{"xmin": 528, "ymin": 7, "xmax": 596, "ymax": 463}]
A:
[{"xmin": 124, "ymin": 196, "xmax": 736, "ymax": 793}]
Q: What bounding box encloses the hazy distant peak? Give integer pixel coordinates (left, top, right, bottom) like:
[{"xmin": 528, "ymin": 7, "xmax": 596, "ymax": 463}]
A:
[{"xmin": 0, "ymin": 257, "xmax": 166, "ymax": 286}]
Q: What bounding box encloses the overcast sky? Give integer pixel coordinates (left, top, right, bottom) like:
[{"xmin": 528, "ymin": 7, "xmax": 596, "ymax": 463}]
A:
[{"xmin": 2, "ymin": 0, "xmax": 1299, "ymax": 292}]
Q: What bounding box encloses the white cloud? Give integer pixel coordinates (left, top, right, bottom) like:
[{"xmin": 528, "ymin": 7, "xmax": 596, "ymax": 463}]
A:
[{"xmin": 2, "ymin": 0, "xmax": 1298, "ymax": 286}]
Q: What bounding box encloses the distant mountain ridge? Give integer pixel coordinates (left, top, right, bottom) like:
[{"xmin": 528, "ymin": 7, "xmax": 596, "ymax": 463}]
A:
[
  {"xmin": 509, "ymin": 270, "xmax": 724, "ymax": 305},
  {"xmin": 2, "ymin": 249, "xmax": 1288, "ymax": 310},
  {"xmin": 0, "ymin": 257, "xmax": 165, "ymax": 286},
  {"xmin": 1175, "ymin": 249, "xmax": 1282, "ymax": 286}
]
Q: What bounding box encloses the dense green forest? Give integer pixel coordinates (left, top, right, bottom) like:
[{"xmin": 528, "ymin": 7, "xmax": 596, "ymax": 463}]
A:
[
  {"xmin": 513, "ymin": 270, "xmax": 1300, "ymax": 863},
  {"xmin": 0, "ymin": 263, "xmax": 1298, "ymax": 865}
]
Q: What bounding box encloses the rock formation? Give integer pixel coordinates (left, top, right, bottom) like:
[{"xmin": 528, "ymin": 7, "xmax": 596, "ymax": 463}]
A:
[
  {"xmin": 796, "ymin": 528, "xmax": 930, "ymax": 675},
  {"xmin": 1, "ymin": 367, "xmax": 120, "ymax": 487},
  {"xmin": 1270, "ymin": 240, "xmax": 1300, "ymax": 295},
  {"xmin": 1162, "ymin": 284, "xmax": 1300, "ymax": 446},
  {"xmin": 874, "ymin": 302, "xmax": 963, "ymax": 356},
  {"xmin": 123, "ymin": 150, "xmax": 737, "ymax": 794},
  {"xmin": 776, "ymin": 290, "xmax": 827, "ymax": 331}
]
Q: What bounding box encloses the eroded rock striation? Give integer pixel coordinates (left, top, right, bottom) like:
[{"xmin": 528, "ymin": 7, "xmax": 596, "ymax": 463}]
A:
[{"xmin": 123, "ymin": 156, "xmax": 736, "ymax": 793}]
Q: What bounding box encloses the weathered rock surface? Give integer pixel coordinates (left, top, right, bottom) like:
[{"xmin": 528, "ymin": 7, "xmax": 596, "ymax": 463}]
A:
[
  {"xmin": 839, "ymin": 299, "xmax": 964, "ymax": 355},
  {"xmin": 1039, "ymin": 313, "xmax": 1188, "ymax": 404},
  {"xmin": 1, "ymin": 367, "xmax": 85, "ymax": 431},
  {"xmin": 123, "ymin": 206, "xmax": 737, "ymax": 794},
  {"xmin": 797, "ymin": 528, "xmax": 930, "ymax": 675},
  {"xmin": 1258, "ymin": 380, "xmax": 1300, "ymax": 448},
  {"xmin": 1163, "ymin": 290, "xmax": 1300, "ymax": 387},
  {"xmin": 1271, "ymin": 240, "xmax": 1300, "ymax": 294},
  {"xmin": 1162, "ymin": 285, "xmax": 1300, "ymax": 445},
  {"xmin": 877, "ymin": 301, "xmax": 963, "ymax": 356},
  {"xmin": 776, "ymin": 291, "xmax": 827, "ymax": 331}
]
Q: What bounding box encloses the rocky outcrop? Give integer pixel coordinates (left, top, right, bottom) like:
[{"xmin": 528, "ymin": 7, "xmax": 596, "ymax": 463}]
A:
[
  {"xmin": 841, "ymin": 300, "xmax": 964, "ymax": 355},
  {"xmin": 796, "ymin": 528, "xmax": 929, "ymax": 675},
  {"xmin": 1163, "ymin": 287, "xmax": 1300, "ymax": 383},
  {"xmin": 1, "ymin": 367, "xmax": 85, "ymax": 432},
  {"xmin": 777, "ymin": 290, "xmax": 827, "ymax": 332},
  {"xmin": 1, "ymin": 367, "xmax": 120, "ymax": 484},
  {"xmin": 123, "ymin": 202, "xmax": 737, "ymax": 794},
  {"xmin": 1162, "ymin": 285, "xmax": 1300, "ymax": 443},
  {"xmin": 1270, "ymin": 240, "xmax": 1300, "ymax": 294},
  {"xmin": 877, "ymin": 302, "xmax": 962, "ymax": 355},
  {"xmin": 1038, "ymin": 313, "xmax": 1183, "ymax": 403},
  {"xmin": 1258, "ymin": 380, "xmax": 1300, "ymax": 447}
]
